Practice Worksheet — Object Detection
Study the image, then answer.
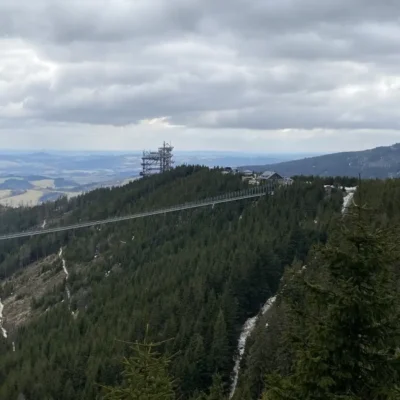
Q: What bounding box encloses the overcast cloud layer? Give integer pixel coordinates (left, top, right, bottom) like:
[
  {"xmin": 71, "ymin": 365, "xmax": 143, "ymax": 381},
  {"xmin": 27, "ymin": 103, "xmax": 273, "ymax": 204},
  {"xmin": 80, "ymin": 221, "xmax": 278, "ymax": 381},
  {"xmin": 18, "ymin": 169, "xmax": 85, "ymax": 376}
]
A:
[{"xmin": 1, "ymin": 0, "xmax": 400, "ymax": 152}]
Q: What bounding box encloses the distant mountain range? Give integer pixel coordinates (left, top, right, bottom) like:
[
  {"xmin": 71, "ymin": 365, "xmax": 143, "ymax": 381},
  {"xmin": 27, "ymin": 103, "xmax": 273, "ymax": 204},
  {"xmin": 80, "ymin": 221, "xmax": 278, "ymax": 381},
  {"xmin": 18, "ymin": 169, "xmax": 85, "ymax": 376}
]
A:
[
  {"xmin": 0, "ymin": 174, "xmax": 141, "ymax": 207},
  {"xmin": 0, "ymin": 176, "xmax": 77, "ymax": 191},
  {"xmin": 0, "ymin": 150, "xmax": 311, "ymax": 207},
  {"xmin": 0, "ymin": 150, "xmax": 316, "ymax": 186},
  {"xmin": 241, "ymin": 143, "xmax": 400, "ymax": 179}
]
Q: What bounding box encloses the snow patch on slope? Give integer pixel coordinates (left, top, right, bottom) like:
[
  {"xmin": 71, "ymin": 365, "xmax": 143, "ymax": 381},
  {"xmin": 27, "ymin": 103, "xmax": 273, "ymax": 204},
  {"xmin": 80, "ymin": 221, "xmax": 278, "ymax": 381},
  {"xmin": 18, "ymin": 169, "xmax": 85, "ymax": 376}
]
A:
[
  {"xmin": 0, "ymin": 298, "xmax": 7, "ymax": 338},
  {"xmin": 342, "ymin": 187, "xmax": 357, "ymax": 215},
  {"xmin": 229, "ymin": 296, "xmax": 277, "ymax": 398},
  {"xmin": 59, "ymin": 248, "xmax": 71, "ymax": 301},
  {"xmin": 261, "ymin": 296, "xmax": 276, "ymax": 316}
]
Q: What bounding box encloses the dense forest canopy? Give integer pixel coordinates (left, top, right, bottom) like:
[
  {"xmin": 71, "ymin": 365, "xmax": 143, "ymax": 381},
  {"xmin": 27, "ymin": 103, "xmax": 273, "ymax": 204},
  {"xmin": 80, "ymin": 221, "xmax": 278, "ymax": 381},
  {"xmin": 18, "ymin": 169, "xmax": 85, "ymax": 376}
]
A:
[{"xmin": 0, "ymin": 166, "xmax": 398, "ymax": 399}]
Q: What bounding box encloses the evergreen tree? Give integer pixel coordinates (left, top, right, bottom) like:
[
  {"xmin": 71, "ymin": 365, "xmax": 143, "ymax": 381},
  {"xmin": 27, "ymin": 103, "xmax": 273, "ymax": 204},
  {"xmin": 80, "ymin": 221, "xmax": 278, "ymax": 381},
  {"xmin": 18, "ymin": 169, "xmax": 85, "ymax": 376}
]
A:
[
  {"xmin": 263, "ymin": 205, "xmax": 400, "ymax": 400},
  {"xmin": 194, "ymin": 373, "xmax": 227, "ymax": 400},
  {"xmin": 102, "ymin": 328, "xmax": 175, "ymax": 400},
  {"xmin": 211, "ymin": 310, "xmax": 230, "ymax": 373},
  {"xmin": 207, "ymin": 373, "xmax": 226, "ymax": 400}
]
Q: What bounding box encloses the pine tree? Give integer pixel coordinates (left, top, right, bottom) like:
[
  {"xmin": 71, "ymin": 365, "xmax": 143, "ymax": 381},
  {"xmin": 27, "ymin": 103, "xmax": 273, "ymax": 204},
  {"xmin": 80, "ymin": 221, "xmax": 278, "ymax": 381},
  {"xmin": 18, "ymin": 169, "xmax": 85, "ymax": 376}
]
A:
[
  {"xmin": 207, "ymin": 373, "xmax": 226, "ymax": 400},
  {"xmin": 63, "ymin": 379, "xmax": 76, "ymax": 400},
  {"xmin": 101, "ymin": 327, "xmax": 176, "ymax": 400},
  {"xmin": 263, "ymin": 205, "xmax": 400, "ymax": 399},
  {"xmin": 211, "ymin": 309, "xmax": 230, "ymax": 372},
  {"xmin": 193, "ymin": 374, "xmax": 227, "ymax": 400}
]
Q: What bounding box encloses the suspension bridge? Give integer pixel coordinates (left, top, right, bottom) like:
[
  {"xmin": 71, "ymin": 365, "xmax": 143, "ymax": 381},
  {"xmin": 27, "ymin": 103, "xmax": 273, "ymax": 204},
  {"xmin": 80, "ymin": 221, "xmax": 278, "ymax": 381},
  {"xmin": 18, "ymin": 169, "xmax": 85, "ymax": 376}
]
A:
[{"xmin": 0, "ymin": 183, "xmax": 275, "ymax": 241}]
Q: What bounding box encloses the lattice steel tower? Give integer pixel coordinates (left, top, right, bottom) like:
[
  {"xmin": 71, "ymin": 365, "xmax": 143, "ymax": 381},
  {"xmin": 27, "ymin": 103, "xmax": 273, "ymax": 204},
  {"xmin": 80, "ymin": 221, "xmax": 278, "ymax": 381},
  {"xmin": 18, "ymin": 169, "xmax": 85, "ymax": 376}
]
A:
[{"xmin": 140, "ymin": 141, "xmax": 174, "ymax": 177}]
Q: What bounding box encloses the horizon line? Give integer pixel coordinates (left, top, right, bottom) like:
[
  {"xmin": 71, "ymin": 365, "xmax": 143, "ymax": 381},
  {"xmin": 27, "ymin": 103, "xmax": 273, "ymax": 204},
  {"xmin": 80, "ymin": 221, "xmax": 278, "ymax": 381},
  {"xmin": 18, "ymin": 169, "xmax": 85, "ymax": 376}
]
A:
[{"xmin": 0, "ymin": 149, "xmax": 323, "ymax": 155}]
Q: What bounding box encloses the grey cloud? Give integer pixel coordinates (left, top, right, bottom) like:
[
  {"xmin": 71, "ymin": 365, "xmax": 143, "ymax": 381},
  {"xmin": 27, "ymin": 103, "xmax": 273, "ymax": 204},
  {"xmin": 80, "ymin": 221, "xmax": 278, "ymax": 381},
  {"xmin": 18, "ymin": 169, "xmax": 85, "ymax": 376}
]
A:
[
  {"xmin": 1, "ymin": 0, "xmax": 400, "ymax": 145},
  {"xmin": 1, "ymin": 0, "xmax": 204, "ymax": 43},
  {"xmin": 192, "ymin": 102, "xmax": 400, "ymax": 131}
]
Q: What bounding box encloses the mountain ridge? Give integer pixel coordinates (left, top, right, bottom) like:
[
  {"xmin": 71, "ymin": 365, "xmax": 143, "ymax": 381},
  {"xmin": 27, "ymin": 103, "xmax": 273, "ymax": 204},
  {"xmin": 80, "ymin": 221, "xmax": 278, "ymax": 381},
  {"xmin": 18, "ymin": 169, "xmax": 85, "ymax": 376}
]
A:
[{"xmin": 241, "ymin": 142, "xmax": 400, "ymax": 178}]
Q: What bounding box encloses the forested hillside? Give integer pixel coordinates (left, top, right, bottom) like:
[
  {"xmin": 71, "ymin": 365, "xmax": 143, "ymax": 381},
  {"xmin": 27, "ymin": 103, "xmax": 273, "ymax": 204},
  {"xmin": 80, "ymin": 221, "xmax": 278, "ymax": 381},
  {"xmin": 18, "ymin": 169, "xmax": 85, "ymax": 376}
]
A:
[
  {"xmin": 0, "ymin": 166, "xmax": 358, "ymax": 399},
  {"xmin": 234, "ymin": 178, "xmax": 400, "ymax": 400}
]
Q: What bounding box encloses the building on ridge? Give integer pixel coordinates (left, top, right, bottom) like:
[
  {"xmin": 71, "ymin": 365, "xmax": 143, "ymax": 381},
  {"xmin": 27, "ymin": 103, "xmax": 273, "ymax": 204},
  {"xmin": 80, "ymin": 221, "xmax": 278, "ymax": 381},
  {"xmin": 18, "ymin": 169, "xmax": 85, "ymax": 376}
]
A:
[{"xmin": 258, "ymin": 171, "xmax": 283, "ymax": 181}]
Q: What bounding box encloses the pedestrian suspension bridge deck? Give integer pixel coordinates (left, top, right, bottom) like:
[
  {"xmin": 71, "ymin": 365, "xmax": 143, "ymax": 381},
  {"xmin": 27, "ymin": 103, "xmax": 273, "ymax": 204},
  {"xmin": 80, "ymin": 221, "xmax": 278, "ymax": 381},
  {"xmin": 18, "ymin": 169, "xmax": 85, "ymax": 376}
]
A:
[{"xmin": 0, "ymin": 183, "xmax": 274, "ymax": 241}]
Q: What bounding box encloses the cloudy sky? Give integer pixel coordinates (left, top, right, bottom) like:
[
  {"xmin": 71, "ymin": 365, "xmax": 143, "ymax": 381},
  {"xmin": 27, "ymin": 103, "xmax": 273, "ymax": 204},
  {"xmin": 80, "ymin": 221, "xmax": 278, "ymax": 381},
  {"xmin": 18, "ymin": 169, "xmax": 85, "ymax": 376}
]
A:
[{"xmin": 1, "ymin": 0, "xmax": 400, "ymax": 153}]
